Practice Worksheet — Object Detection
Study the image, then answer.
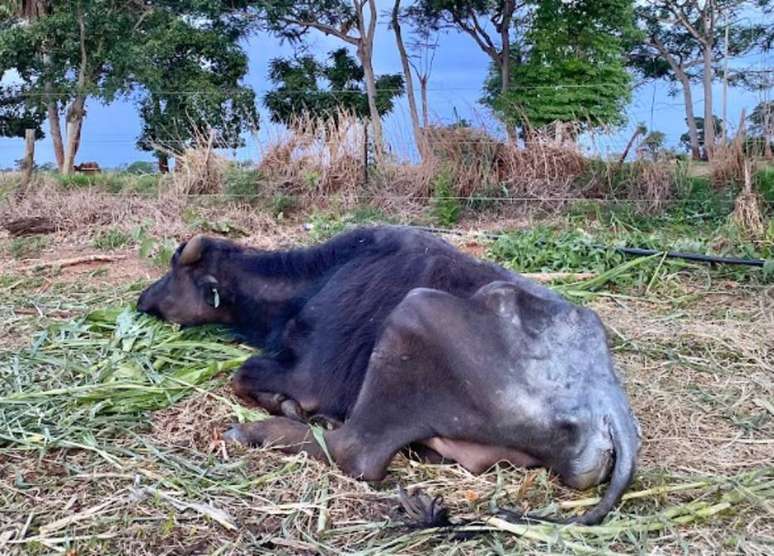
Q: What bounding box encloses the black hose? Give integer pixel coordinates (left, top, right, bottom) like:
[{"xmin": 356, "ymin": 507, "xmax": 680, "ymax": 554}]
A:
[
  {"xmin": 613, "ymin": 247, "xmax": 765, "ymax": 267},
  {"xmin": 408, "ymin": 225, "xmax": 767, "ymax": 268}
]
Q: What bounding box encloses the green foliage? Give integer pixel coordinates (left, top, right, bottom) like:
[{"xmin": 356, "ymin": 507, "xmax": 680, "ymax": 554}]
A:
[
  {"xmin": 134, "ymin": 6, "xmax": 258, "ymax": 160},
  {"xmin": 8, "ymin": 236, "xmax": 47, "ymax": 260},
  {"xmin": 223, "ymin": 166, "xmax": 261, "ymax": 198},
  {"xmin": 483, "ymin": 0, "xmax": 635, "ymax": 133},
  {"xmin": 124, "ymin": 161, "xmax": 156, "ymax": 175},
  {"xmin": 0, "ymin": 1, "xmax": 152, "ymax": 148},
  {"xmin": 490, "ymin": 227, "xmax": 626, "ymax": 275},
  {"xmin": 93, "ymin": 229, "xmax": 132, "ymax": 251},
  {"xmin": 132, "ymin": 223, "xmax": 177, "ymax": 270},
  {"xmin": 632, "ymin": 2, "xmax": 771, "ymax": 87},
  {"xmin": 749, "ymin": 101, "xmax": 773, "ymax": 137},
  {"xmin": 56, "ymin": 174, "xmax": 94, "ymax": 189},
  {"xmin": 181, "ymin": 207, "xmax": 249, "ymax": 237},
  {"xmin": 489, "ymin": 218, "xmax": 771, "ymax": 290},
  {"xmin": 756, "ymin": 166, "xmax": 774, "ymax": 208},
  {"xmin": 640, "ymin": 131, "xmax": 666, "ymax": 160},
  {"xmin": 0, "ymin": 86, "xmax": 45, "ymax": 139},
  {"xmin": 431, "ymin": 169, "xmax": 461, "ymax": 227},
  {"xmin": 270, "ymin": 194, "xmax": 296, "ymax": 219},
  {"xmin": 264, "ymin": 48, "xmax": 404, "ymax": 124},
  {"xmin": 55, "ymin": 171, "xmax": 159, "ymax": 194}
]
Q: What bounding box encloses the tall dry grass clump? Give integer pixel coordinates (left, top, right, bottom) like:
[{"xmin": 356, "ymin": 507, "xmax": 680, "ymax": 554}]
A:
[
  {"xmin": 258, "ymin": 110, "xmax": 366, "ymax": 205},
  {"xmin": 166, "ymin": 131, "xmax": 228, "ymax": 196},
  {"xmin": 625, "ymin": 160, "xmax": 676, "ymax": 213},
  {"xmin": 711, "ymin": 112, "xmax": 748, "ymax": 189},
  {"xmin": 423, "ymin": 125, "xmax": 587, "ymax": 200},
  {"xmin": 731, "ymin": 162, "xmax": 765, "ymax": 238},
  {"xmin": 710, "ymin": 142, "xmax": 746, "ymax": 189}
]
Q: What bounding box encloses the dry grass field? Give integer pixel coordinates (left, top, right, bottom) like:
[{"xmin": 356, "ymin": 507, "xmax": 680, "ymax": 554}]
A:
[{"xmin": 0, "ymin": 182, "xmax": 772, "ymax": 554}]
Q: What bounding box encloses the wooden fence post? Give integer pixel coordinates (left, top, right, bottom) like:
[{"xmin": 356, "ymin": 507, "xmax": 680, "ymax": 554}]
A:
[{"xmin": 16, "ymin": 128, "xmax": 36, "ymax": 202}]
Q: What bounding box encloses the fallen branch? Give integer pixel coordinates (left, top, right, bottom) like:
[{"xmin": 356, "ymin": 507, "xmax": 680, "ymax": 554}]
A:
[{"xmin": 19, "ymin": 254, "xmax": 125, "ymax": 272}]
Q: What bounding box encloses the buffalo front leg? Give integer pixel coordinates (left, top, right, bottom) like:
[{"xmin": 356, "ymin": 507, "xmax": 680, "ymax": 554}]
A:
[{"xmin": 231, "ymin": 356, "xmax": 313, "ymax": 421}]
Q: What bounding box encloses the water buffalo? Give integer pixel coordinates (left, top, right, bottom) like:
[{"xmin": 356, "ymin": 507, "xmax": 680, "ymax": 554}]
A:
[{"xmin": 138, "ymin": 226, "xmax": 640, "ymax": 524}]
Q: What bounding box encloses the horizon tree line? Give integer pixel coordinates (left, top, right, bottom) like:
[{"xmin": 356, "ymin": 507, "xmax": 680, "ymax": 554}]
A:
[{"xmin": 0, "ymin": 0, "xmax": 772, "ymax": 174}]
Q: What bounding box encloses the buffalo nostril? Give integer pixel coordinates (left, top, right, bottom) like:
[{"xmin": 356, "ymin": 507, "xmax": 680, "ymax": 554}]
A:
[
  {"xmin": 137, "ymin": 291, "xmax": 150, "ymax": 312},
  {"xmin": 137, "ymin": 290, "xmax": 159, "ymax": 315}
]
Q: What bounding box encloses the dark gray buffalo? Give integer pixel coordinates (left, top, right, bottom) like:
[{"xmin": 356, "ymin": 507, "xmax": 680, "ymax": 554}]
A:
[{"xmin": 138, "ymin": 225, "xmax": 640, "ymax": 524}]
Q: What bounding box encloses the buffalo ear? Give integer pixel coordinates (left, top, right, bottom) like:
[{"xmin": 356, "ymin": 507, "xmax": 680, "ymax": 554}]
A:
[{"xmin": 179, "ymin": 234, "xmax": 208, "ymax": 265}]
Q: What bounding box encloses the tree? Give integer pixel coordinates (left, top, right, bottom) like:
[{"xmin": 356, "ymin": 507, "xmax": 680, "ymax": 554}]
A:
[
  {"xmin": 407, "ymin": 29, "xmax": 439, "ymax": 130},
  {"xmin": 0, "ymin": 1, "xmax": 148, "ymax": 173},
  {"xmin": 680, "ymin": 115, "xmax": 724, "ymax": 153},
  {"xmin": 749, "ymin": 100, "xmax": 773, "ymax": 159},
  {"xmin": 483, "ymin": 0, "xmax": 635, "ymax": 141},
  {"xmin": 264, "ymin": 48, "xmax": 403, "ymax": 126},
  {"xmin": 406, "ymin": 1, "xmax": 526, "ymax": 140},
  {"xmin": 391, "ymin": 0, "xmax": 426, "ymax": 160},
  {"xmin": 0, "ymin": 86, "xmax": 45, "ymax": 139},
  {"xmin": 1, "ymin": 1, "xmax": 257, "ymax": 174},
  {"xmin": 0, "ymin": 0, "xmax": 144, "ymax": 173},
  {"xmin": 132, "ymin": 7, "xmax": 258, "ymax": 173},
  {"xmin": 632, "ymin": 1, "xmax": 771, "ymax": 160},
  {"xmin": 257, "ymin": 1, "xmax": 389, "ymax": 159}
]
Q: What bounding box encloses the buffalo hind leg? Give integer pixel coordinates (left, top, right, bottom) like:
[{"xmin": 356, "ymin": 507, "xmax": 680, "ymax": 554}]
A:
[{"xmin": 223, "ymin": 416, "xmax": 407, "ymax": 482}]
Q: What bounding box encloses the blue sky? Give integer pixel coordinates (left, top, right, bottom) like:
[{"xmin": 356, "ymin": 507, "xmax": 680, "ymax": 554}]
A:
[{"xmin": 1, "ymin": 3, "xmax": 770, "ymax": 169}]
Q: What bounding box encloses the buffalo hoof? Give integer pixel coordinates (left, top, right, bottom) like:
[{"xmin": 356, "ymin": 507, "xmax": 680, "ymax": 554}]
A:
[
  {"xmin": 222, "ymin": 424, "xmax": 250, "ymax": 446},
  {"xmin": 397, "ymin": 486, "xmax": 450, "ymax": 528}
]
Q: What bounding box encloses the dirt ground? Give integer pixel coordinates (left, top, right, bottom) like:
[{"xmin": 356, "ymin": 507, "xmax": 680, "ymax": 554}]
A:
[{"xmin": 1, "ymin": 195, "xmax": 772, "ymax": 554}]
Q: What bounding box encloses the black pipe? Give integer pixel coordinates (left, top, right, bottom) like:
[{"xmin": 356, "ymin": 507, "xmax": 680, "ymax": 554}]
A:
[
  {"xmin": 408, "ymin": 225, "xmax": 767, "ymax": 268},
  {"xmin": 613, "ymin": 247, "xmax": 765, "ymax": 267}
]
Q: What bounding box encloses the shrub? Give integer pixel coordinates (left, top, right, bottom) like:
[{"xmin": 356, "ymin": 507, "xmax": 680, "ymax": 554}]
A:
[
  {"xmin": 8, "ymin": 236, "xmax": 47, "ymax": 259},
  {"xmin": 431, "ymin": 169, "xmax": 461, "ymax": 227},
  {"xmin": 125, "ymin": 161, "xmax": 156, "ymax": 175},
  {"xmin": 224, "ymin": 166, "xmax": 261, "ymax": 198},
  {"xmin": 93, "ymin": 228, "xmax": 132, "ymax": 250}
]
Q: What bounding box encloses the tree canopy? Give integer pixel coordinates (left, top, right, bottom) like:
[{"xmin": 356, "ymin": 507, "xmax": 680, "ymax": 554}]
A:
[
  {"xmin": 483, "ymin": 0, "xmax": 636, "ymax": 137},
  {"xmin": 0, "ymin": 86, "xmax": 45, "ymax": 139},
  {"xmin": 264, "ymin": 48, "xmax": 403, "ymax": 125},
  {"xmin": 130, "ymin": 5, "xmax": 258, "ymax": 169}
]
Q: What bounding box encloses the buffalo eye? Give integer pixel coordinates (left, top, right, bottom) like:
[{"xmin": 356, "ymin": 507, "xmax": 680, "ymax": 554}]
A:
[
  {"xmin": 208, "ymin": 286, "xmax": 220, "ymax": 308},
  {"xmin": 199, "ymin": 276, "xmax": 220, "ymax": 308}
]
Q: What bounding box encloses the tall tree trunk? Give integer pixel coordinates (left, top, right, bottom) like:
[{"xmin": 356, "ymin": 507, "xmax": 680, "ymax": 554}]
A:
[
  {"xmin": 157, "ymin": 152, "xmax": 170, "ymax": 174},
  {"xmin": 360, "ymin": 49, "xmax": 384, "ymax": 160},
  {"xmin": 62, "ymin": 96, "xmax": 86, "ymax": 175},
  {"xmin": 617, "ymin": 126, "xmax": 644, "ymax": 165},
  {"xmin": 679, "ymin": 76, "xmax": 702, "ymax": 161},
  {"xmin": 356, "ymin": 0, "xmax": 384, "ymax": 161},
  {"xmin": 500, "ymin": 0, "xmax": 516, "ymax": 143},
  {"xmin": 652, "ymin": 35, "xmax": 701, "ymax": 161},
  {"xmin": 42, "ymin": 51, "xmax": 65, "ymax": 171},
  {"xmin": 419, "ymin": 75, "xmax": 429, "ymax": 128},
  {"xmin": 62, "ymin": 4, "xmax": 88, "ymax": 175},
  {"xmin": 701, "ymin": 11, "xmax": 715, "ymax": 160},
  {"xmin": 391, "ymin": 0, "xmax": 427, "ymax": 161},
  {"xmin": 46, "ymin": 97, "xmax": 65, "ymax": 171}
]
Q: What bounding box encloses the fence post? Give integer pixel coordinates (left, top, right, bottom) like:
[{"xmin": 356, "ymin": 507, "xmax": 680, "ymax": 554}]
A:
[{"xmin": 16, "ymin": 128, "xmax": 36, "ymax": 202}]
